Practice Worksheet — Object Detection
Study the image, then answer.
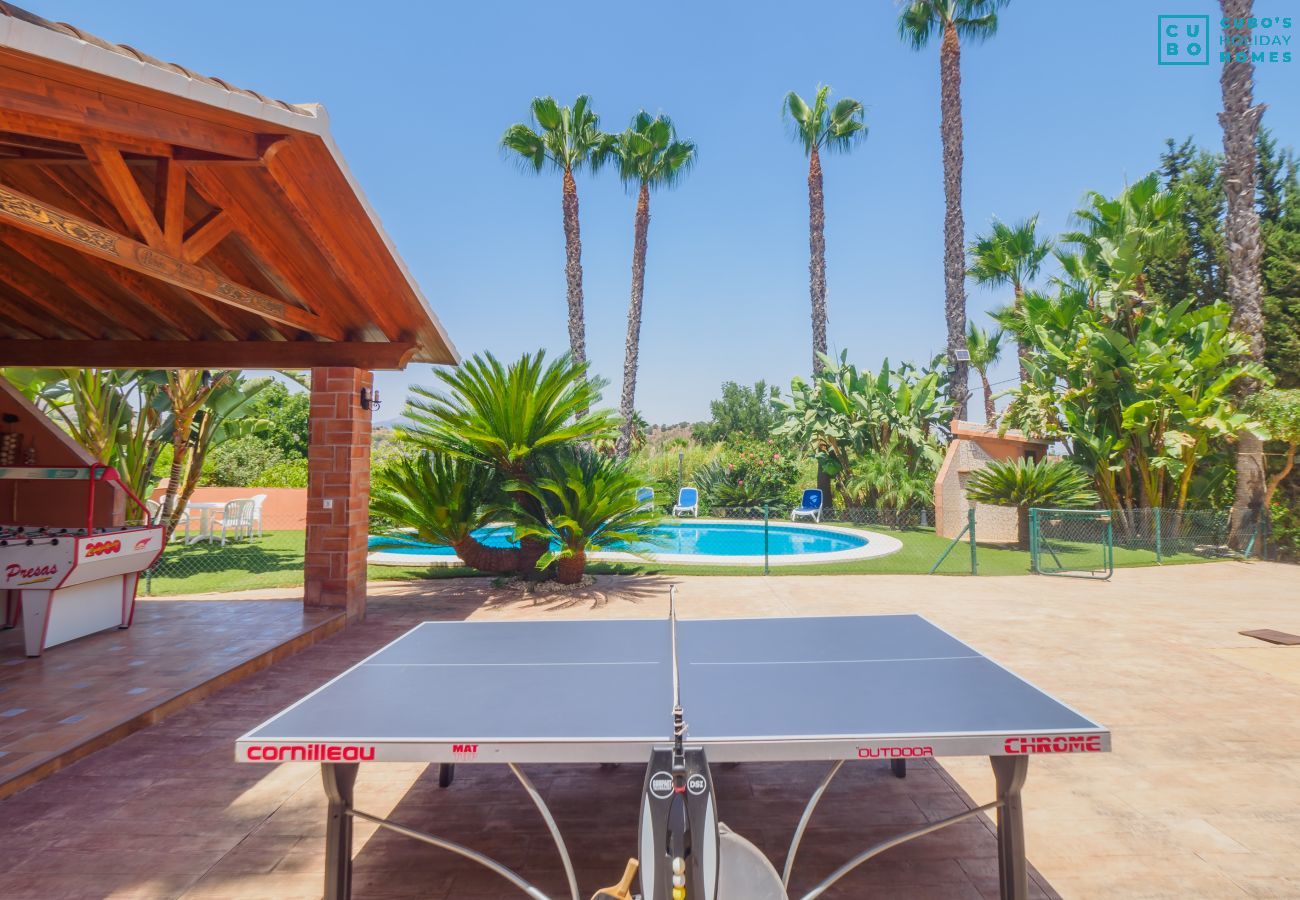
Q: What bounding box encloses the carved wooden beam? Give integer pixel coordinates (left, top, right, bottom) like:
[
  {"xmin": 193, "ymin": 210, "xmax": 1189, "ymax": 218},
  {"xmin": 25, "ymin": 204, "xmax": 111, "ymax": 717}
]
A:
[{"xmin": 0, "ymin": 180, "xmax": 344, "ymax": 340}]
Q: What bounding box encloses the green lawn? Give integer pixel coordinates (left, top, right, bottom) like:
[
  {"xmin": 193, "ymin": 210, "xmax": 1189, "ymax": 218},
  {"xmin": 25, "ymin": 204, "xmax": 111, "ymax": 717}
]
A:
[{"xmin": 142, "ymin": 523, "xmax": 1211, "ymax": 596}]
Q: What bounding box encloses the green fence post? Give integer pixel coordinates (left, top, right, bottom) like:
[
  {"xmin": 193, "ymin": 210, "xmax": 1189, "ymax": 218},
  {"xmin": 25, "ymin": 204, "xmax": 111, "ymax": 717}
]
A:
[
  {"xmin": 968, "ymin": 507, "xmax": 978, "ymax": 575},
  {"xmin": 763, "ymin": 503, "xmax": 770, "ymax": 576},
  {"xmin": 1154, "ymin": 507, "xmax": 1163, "ymax": 564},
  {"xmin": 1029, "ymin": 508, "xmax": 1039, "ymax": 573}
]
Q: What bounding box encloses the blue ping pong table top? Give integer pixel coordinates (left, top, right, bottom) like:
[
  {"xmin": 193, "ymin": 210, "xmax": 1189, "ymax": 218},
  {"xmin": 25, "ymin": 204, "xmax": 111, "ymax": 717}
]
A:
[{"xmin": 236, "ymin": 614, "xmax": 1109, "ymax": 764}]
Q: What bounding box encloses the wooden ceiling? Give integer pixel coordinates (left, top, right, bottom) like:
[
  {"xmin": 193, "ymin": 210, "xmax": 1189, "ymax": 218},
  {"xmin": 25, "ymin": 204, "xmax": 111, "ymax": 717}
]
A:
[{"xmin": 0, "ymin": 4, "xmax": 456, "ymax": 369}]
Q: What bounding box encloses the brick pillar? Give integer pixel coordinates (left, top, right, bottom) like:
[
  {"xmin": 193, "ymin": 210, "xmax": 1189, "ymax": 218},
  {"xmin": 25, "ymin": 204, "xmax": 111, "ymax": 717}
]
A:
[{"xmin": 305, "ymin": 367, "xmax": 373, "ymax": 620}]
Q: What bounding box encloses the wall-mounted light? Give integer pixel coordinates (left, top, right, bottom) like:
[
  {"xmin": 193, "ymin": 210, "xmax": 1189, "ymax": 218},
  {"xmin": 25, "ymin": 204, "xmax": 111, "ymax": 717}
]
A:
[{"xmin": 359, "ymin": 387, "xmax": 382, "ymax": 412}]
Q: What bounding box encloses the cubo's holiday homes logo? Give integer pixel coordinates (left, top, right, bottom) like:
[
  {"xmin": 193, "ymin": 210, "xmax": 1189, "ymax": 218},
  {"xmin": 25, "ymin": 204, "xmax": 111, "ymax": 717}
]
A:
[
  {"xmin": 1158, "ymin": 13, "xmax": 1293, "ymax": 66},
  {"xmin": 1158, "ymin": 15, "xmax": 1210, "ymax": 65}
]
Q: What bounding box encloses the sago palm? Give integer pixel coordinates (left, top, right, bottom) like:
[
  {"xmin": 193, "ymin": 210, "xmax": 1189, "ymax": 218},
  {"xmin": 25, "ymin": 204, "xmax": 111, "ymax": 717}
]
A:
[
  {"xmin": 402, "ymin": 350, "xmax": 616, "ymax": 576},
  {"xmin": 507, "ymin": 449, "xmax": 659, "ymax": 584},
  {"xmin": 402, "ymin": 350, "xmax": 615, "ymax": 476},
  {"xmin": 966, "ymin": 456, "xmax": 1099, "ymax": 548},
  {"xmin": 898, "ymin": 0, "xmax": 1007, "ymax": 419},
  {"xmin": 783, "ymin": 85, "xmax": 866, "ymax": 377},
  {"xmin": 501, "ymin": 96, "xmax": 612, "ymax": 365},
  {"xmin": 968, "ymin": 215, "xmax": 1050, "ymax": 380},
  {"xmin": 965, "ymin": 323, "xmax": 1004, "ymax": 423},
  {"xmin": 611, "ymin": 112, "xmax": 696, "ymax": 458},
  {"xmin": 370, "ymin": 452, "xmax": 520, "ymax": 574}
]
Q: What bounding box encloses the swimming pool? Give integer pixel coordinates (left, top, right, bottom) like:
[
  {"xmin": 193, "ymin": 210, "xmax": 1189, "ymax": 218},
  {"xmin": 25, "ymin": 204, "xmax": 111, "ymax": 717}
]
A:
[{"xmin": 367, "ymin": 519, "xmax": 901, "ymax": 567}]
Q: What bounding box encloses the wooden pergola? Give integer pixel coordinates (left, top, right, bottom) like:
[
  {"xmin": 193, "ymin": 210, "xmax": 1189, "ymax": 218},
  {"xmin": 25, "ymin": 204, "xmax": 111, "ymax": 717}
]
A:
[{"xmin": 0, "ymin": 4, "xmax": 458, "ymax": 618}]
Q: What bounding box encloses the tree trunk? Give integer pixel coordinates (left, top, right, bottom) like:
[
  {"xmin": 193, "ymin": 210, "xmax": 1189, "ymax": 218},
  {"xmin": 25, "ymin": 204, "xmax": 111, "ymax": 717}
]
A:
[
  {"xmin": 1219, "ymin": 0, "xmax": 1268, "ymax": 548},
  {"xmin": 980, "ymin": 369, "xmax": 996, "ymax": 423},
  {"xmin": 555, "ymin": 551, "xmax": 586, "ymax": 585},
  {"xmin": 160, "ymin": 412, "xmax": 193, "ymax": 543},
  {"xmin": 808, "ymin": 145, "xmax": 828, "ymax": 376},
  {"xmin": 808, "ymin": 145, "xmax": 832, "ymax": 502},
  {"xmin": 1263, "ymin": 443, "xmax": 1296, "ymax": 509},
  {"xmin": 561, "ymin": 165, "xmax": 587, "ymax": 367},
  {"xmin": 616, "ymin": 183, "xmax": 652, "ymax": 459},
  {"xmin": 940, "ymin": 25, "xmax": 970, "ymax": 420},
  {"xmin": 1013, "ymin": 282, "xmax": 1029, "ymax": 383},
  {"xmin": 453, "ymin": 536, "xmax": 526, "ymax": 575}
]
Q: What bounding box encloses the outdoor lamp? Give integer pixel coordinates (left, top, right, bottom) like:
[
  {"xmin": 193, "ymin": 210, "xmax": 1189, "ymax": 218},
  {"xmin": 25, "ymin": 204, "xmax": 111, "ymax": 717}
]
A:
[{"xmin": 359, "ymin": 387, "xmax": 382, "ymax": 412}]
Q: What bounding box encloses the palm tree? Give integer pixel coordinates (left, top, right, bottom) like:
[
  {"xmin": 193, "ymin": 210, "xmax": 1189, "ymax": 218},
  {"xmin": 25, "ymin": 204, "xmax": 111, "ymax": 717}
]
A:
[
  {"xmin": 783, "ymin": 86, "xmax": 867, "ymax": 377},
  {"xmin": 965, "ymin": 323, "xmax": 1004, "ymax": 423},
  {"xmin": 1218, "ymin": 0, "xmax": 1268, "ymax": 545},
  {"xmin": 501, "ymin": 96, "xmax": 612, "ymax": 365},
  {"xmin": 898, "ymin": 0, "xmax": 1008, "ymax": 419},
  {"xmin": 968, "ymin": 216, "xmax": 1050, "ymax": 380},
  {"xmin": 611, "ymin": 112, "xmax": 697, "ymax": 458}
]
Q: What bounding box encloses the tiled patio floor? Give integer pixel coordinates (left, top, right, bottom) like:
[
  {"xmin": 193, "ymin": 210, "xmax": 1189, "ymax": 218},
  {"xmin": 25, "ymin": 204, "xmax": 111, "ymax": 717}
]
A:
[
  {"xmin": 0, "ymin": 599, "xmax": 342, "ymax": 799},
  {"xmin": 0, "ymin": 561, "xmax": 1297, "ymax": 898}
]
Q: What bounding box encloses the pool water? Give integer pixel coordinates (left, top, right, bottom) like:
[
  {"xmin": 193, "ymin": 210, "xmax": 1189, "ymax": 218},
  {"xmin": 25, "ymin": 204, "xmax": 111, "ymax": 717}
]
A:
[{"xmin": 368, "ymin": 521, "xmax": 867, "ymax": 558}]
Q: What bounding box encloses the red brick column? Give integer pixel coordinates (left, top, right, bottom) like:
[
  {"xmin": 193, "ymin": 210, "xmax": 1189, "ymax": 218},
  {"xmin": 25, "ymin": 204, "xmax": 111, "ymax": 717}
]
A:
[{"xmin": 305, "ymin": 367, "xmax": 373, "ymax": 620}]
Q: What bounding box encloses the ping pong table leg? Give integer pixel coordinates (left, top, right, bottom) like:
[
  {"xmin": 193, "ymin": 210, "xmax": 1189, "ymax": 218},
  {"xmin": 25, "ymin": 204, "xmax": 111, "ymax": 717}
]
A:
[
  {"xmin": 991, "ymin": 755, "xmax": 1029, "ymax": 900},
  {"xmin": 322, "ymin": 762, "xmax": 358, "ymax": 900}
]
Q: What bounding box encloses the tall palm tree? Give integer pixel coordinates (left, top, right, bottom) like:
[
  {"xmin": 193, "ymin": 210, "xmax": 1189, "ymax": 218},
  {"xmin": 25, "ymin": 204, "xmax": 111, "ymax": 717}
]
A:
[
  {"xmin": 501, "ymin": 96, "xmax": 611, "ymax": 365},
  {"xmin": 611, "ymin": 112, "xmax": 697, "ymax": 458},
  {"xmin": 965, "ymin": 323, "xmax": 1004, "ymax": 423},
  {"xmin": 1218, "ymin": 0, "xmax": 1268, "ymax": 544},
  {"xmin": 968, "ymin": 216, "xmax": 1050, "ymax": 380},
  {"xmin": 783, "ymin": 85, "xmax": 867, "ymax": 377},
  {"xmin": 898, "ymin": 0, "xmax": 1008, "ymax": 419}
]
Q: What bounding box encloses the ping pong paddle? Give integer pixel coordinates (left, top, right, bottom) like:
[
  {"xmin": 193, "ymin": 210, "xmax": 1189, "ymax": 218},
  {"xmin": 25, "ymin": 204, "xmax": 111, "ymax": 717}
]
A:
[{"xmin": 590, "ymin": 859, "xmax": 638, "ymax": 900}]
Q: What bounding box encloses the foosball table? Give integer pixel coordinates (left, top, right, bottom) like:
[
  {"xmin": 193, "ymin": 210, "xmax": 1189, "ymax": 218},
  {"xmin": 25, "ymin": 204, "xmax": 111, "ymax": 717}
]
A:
[{"xmin": 1, "ymin": 465, "xmax": 163, "ymax": 657}]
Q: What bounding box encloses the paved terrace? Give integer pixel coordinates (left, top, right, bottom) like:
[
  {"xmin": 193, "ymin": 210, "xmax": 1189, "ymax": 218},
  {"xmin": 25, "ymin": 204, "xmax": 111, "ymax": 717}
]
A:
[{"xmin": 0, "ymin": 562, "xmax": 1297, "ymax": 898}]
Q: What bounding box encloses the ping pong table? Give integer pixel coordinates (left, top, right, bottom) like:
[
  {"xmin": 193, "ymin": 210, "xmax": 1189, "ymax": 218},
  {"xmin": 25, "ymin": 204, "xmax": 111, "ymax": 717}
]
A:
[{"xmin": 237, "ymin": 613, "xmax": 1109, "ymax": 900}]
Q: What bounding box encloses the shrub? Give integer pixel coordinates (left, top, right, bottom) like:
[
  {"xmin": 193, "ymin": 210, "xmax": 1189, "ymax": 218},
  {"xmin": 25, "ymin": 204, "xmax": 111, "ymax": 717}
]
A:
[
  {"xmin": 695, "ymin": 439, "xmax": 804, "ymax": 511},
  {"xmin": 256, "ymin": 458, "xmax": 309, "ymax": 488},
  {"xmin": 201, "ymin": 435, "xmax": 284, "ymax": 487}
]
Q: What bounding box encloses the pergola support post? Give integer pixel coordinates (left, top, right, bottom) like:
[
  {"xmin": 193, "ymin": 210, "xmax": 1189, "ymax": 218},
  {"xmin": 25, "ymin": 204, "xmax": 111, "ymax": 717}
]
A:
[{"xmin": 305, "ymin": 367, "xmax": 373, "ymax": 620}]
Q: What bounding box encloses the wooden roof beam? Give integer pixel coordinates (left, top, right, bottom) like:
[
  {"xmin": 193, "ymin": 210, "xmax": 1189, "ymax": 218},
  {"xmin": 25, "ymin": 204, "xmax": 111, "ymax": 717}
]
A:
[
  {"xmin": 0, "ymin": 340, "xmax": 419, "ymax": 370},
  {"xmin": 0, "ymin": 180, "xmax": 344, "ymax": 340},
  {"xmin": 186, "ymin": 166, "xmax": 354, "ymax": 335},
  {"xmin": 9, "ymin": 165, "xmax": 249, "ymax": 340},
  {"xmin": 0, "ymin": 64, "xmax": 260, "ymax": 159},
  {"xmin": 0, "ymin": 227, "xmax": 187, "ymax": 340},
  {"xmin": 84, "ymin": 142, "xmax": 165, "ymax": 247},
  {"xmin": 0, "ymin": 248, "xmax": 121, "ymax": 339},
  {"xmin": 181, "ymin": 208, "xmax": 234, "ymax": 263}
]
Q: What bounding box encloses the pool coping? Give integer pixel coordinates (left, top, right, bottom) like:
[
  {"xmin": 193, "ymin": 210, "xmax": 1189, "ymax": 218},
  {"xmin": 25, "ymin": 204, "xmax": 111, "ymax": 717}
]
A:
[{"xmin": 367, "ymin": 518, "xmax": 904, "ymax": 568}]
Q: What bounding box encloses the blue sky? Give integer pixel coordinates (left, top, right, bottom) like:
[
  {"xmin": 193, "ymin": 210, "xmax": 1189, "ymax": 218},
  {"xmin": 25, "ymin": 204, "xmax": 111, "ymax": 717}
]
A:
[{"xmin": 31, "ymin": 0, "xmax": 1300, "ymax": 424}]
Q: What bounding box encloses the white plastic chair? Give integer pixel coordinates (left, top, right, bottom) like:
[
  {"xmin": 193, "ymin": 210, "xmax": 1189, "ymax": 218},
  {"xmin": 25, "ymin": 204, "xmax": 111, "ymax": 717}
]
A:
[
  {"xmin": 635, "ymin": 487, "xmax": 655, "ymax": 512},
  {"xmin": 210, "ymin": 499, "xmax": 256, "ymax": 546},
  {"xmin": 672, "ymin": 486, "xmax": 699, "ymax": 518},
  {"xmin": 249, "ymin": 493, "xmax": 268, "ymax": 537}
]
